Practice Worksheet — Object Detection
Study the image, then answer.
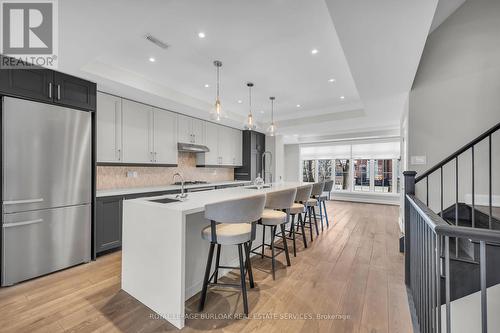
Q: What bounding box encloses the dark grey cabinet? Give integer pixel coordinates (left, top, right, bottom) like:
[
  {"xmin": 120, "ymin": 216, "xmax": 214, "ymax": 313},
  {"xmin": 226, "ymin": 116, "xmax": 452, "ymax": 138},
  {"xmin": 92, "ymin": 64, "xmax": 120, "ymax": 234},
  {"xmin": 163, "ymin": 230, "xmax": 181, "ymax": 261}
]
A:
[
  {"xmin": 0, "ymin": 67, "xmax": 53, "ymax": 102},
  {"xmin": 53, "ymin": 72, "xmax": 96, "ymax": 111},
  {"xmin": 235, "ymin": 130, "xmax": 265, "ymax": 181},
  {"xmin": 0, "ymin": 56, "xmax": 96, "ymax": 111},
  {"xmin": 96, "ymin": 196, "xmax": 123, "ymax": 254}
]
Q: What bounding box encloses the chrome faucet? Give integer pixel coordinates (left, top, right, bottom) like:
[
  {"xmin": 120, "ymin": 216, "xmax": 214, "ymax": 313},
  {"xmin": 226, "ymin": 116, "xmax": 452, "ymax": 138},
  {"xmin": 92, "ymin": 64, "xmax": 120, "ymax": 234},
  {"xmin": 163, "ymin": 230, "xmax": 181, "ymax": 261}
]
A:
[
  {"xmin": 173, "ymin": 172, "xmax": 188, "ymax": 199},
  {"xmin": 261, "ymin": 151, "xmax": 273, "ymax": 184}
]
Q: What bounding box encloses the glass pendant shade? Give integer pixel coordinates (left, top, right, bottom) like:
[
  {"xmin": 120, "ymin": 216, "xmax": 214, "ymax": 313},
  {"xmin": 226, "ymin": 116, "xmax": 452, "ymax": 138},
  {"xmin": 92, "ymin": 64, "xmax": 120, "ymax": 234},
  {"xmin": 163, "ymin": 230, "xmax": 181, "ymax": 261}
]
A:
[
  {"xmin": 210, "ymin": 60, "xmax": 223, "ymax": 121},
  {"xmin": 266, "ymin": 96, "xmax": 276, "ymax": 136},
  {"xmin": 244, "ymin": 82, "xmax": 256, "ymax": 130}
]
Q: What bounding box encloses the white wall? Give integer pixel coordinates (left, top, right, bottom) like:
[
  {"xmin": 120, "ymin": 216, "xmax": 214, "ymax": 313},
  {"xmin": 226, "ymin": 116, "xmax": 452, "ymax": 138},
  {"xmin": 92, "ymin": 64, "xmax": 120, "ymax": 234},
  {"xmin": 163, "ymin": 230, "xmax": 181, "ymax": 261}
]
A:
[
  {"xmin": 284, "ymin": 144, "xmax": 300, "ymax": 181},
  {"xmin": 409, "ymin": 0, "xmax": 500, "ymax": 208},
  {"xmin": 265, "ymin": 135, "xmax": 285, "ymax": 183}
]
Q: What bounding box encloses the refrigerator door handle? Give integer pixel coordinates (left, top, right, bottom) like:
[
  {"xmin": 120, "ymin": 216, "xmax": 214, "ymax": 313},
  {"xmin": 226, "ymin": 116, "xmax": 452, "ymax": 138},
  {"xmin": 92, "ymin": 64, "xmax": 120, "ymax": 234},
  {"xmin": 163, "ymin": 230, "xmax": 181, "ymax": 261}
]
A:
[
  {"xmin": 3, "ymin": 219, "xmax": 43, "ymax": 228},
  {"xmin": 3, "ymin": 198, "xmax": 44, "ymax": 205}
]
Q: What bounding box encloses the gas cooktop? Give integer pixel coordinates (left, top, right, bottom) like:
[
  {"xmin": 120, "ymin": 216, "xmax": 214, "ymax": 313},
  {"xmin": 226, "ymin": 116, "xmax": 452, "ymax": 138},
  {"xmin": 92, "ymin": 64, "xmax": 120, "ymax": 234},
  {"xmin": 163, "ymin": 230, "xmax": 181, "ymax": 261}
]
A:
[{"xmin": 173, "ymin": 181, "xmax": 209, "ymax": 186}]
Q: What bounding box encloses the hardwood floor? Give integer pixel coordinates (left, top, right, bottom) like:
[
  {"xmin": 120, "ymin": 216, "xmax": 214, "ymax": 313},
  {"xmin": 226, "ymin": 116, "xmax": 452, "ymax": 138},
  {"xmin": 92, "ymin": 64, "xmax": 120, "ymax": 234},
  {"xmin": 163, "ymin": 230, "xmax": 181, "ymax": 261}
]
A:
[{"xmin": 0, "ymin": 201, "xmax": 413, "ymax": 333}]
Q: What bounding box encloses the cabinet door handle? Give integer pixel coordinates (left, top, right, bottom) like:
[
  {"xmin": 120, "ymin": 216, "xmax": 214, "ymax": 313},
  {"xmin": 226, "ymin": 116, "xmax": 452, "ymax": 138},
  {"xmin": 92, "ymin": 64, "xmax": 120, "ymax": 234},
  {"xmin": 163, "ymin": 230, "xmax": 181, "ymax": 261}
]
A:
[
  {"xmin": 56, "ymin": 85, "xmax": 61, "ymax": 100},
  {"xmin": 117, "ymin": 149, "xmax": 121, "ymax": 161},
  {"xmin": 48, "ymin": 82, "xmax": 52, "ymax": 99},
  {"xmin": 154, "ymin": 152, "xmax": 158, "ymax": 163}
]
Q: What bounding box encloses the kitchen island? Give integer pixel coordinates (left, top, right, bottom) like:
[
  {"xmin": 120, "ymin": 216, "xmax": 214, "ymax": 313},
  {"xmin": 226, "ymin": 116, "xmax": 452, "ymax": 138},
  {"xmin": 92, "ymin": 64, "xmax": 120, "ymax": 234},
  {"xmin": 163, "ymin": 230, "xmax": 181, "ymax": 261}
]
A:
[{"xmin": 121, "ymin": 182, "xmax": 305, "ymax": 329}]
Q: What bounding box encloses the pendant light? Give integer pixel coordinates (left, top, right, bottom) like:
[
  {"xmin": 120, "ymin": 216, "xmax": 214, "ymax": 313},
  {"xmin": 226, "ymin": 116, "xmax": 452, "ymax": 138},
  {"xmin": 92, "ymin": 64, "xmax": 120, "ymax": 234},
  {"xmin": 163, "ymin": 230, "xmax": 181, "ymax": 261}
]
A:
[
  {"xmin": 244, "ymin": 82, "xmax": 256, "ymax": 130},
  {"xmin": 210, "ymin": 60, "xmax": 223, "ymax": 121},
  {"xmin": 267, "ymin": 96, "xmax": 276, "ymax": 136}
]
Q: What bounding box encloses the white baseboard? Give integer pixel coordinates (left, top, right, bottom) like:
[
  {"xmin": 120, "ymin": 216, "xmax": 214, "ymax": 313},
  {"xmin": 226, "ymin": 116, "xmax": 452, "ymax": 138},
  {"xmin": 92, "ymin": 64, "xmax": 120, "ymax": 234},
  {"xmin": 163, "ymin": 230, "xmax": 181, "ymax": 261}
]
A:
[{"xmin": 332, "ymin": 195, "xmax": 400, "ymax": 206}]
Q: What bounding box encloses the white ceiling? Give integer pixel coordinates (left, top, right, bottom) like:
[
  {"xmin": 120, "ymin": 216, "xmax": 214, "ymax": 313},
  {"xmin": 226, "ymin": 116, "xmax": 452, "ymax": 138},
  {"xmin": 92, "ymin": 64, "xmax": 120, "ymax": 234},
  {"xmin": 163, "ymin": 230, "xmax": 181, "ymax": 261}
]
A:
[
  {"xmin": 59, "ymin": 0, "xmax": 361, "ymax": 130},
  {"xmin": 57, "ymin": 0, "xmax": 456, "ymax": 139}
]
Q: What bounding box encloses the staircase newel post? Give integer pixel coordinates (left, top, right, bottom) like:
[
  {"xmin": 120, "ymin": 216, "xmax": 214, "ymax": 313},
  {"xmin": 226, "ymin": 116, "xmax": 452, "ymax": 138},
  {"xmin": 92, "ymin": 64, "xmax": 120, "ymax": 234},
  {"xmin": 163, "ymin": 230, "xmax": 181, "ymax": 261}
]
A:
[{"xmin": 403, "ymin": 171, "xmax": 417, "ymax": 286}]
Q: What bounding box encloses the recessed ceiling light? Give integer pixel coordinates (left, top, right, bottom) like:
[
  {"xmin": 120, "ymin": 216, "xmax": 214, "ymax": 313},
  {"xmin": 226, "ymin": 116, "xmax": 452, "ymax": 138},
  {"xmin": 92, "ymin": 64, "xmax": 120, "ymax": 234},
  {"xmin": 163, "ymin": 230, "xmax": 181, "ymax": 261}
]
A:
[
  {"xmin": 204, "ymin": 84, "xmax": 210, "ymax": 88},
  {"xmin": 296, "ymin": 104, "xmax": 301, "ymax": 108},
  {"xmin": 198, "ymin": 32, "xmax": 206, "ymax": 39},
  {"xmin": 237, "ymin": 100, "xmax": 242, "ymax": 104},
  {"xmin": 149, "ymin": 57, "xmax": 156, "ymax": 62},
  {"xmin": 328, "ymin": 78, "xmax": 336, "ymax": 83},
  {"xmin": 311, "ymin": 49, "xmax": 319, "ymax": 55},
  {"xmin": 340, "ymin": 96, "xmax": 345, "ymax": 100}
]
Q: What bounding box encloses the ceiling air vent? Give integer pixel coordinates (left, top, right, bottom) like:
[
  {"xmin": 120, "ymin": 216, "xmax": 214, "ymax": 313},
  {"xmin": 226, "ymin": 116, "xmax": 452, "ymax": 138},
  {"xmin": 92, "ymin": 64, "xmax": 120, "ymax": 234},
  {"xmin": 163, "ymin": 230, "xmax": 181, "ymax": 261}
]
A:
[{"xmin": 145, "ymin": 34, "xmax": 169, "ymax": 49}]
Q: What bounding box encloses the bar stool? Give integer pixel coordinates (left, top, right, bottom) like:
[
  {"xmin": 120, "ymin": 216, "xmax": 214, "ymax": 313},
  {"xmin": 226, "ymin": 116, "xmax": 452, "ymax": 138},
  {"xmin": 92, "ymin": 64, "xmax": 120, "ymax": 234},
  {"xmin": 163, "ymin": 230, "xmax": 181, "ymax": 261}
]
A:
[
  {"xmin": 199, "ymin": 194, "xmax": 266, "ymax": 316},
  {"xmin": 286, "ymin": 184, "xmax": 312, "ymax": 256},
  {"xmin": 251, "ymin": 188, "xmax": 296, "ymax": 280},
  {"xmin": 316, "ymin": 179, "xmax": 333, "ymax": 228},
  {"xmin": 306, "ymin": 182, "xmax": 325, "ymax": 234}
]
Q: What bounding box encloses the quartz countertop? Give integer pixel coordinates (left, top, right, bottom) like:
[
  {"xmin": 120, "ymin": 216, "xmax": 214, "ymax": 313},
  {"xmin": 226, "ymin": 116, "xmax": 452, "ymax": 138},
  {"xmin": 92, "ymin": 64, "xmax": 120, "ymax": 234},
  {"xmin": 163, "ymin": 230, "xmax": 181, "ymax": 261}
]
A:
[
  {"xmin": 96, "ymin": 180, "xmax": 252, "ymax": 197},
  {"xmin": 129, "ymin": 182, "xmax": 308, "ymax": 215}
]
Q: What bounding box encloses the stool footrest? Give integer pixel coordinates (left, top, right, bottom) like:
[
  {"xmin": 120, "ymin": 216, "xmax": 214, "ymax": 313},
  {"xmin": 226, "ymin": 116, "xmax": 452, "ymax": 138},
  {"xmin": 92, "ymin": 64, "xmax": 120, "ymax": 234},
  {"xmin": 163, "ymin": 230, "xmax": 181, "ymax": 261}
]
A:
[
  {"xmin": 208, "ymin": 282, "xmax": 242, "ymax": 289},
  {"xmin": 217, "ymin": 265, "xmax": 239, "ymax": 270}
]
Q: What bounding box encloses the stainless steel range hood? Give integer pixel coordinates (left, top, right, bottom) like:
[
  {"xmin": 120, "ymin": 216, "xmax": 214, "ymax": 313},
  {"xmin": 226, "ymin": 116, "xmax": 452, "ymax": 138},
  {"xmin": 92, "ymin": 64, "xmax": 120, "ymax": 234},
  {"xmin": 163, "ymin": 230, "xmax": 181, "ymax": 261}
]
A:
[{"xmin": 177, "ymin": 142, "xmax": 210, "ymax": 153}]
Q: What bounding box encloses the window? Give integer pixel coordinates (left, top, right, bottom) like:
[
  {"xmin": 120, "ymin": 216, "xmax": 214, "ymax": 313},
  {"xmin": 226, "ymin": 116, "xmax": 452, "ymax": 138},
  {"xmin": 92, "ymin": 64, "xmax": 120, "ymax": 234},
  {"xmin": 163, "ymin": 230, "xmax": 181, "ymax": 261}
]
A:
[
  {"xmin": 302, "ymin": 160, "xmax": 316, "ymax": 182},
  {"xmin": 374, "ymin": 159, "xmax": 392, "ymax": 192},
  {"xmin": 396, "ymin": 158, "xmax": 401, "ymax": 193},
  {"xmin": 318, "ymin": 159, "xmax": 333, "ymax": 181},
  {"xmin": 334, "ymin": 159, "xmax": 350, "ymax": 190},
  {"xmin": 354, "ymin": 159, "xmax": 370, "ymax": 191}
]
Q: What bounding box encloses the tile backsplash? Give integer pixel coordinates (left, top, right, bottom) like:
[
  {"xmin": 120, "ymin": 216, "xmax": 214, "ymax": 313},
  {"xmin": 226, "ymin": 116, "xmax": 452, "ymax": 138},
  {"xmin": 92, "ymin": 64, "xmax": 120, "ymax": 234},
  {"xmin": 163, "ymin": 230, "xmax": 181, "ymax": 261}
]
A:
[{"xmin": 96, "ymin": 153, "xmax": 234, "ymax": 190}]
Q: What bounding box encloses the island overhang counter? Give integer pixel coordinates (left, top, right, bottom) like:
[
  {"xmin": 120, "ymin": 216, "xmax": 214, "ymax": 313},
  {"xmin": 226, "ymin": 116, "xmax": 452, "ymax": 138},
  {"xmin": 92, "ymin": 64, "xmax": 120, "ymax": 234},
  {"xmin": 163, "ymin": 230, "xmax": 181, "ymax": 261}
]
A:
[{"xmin": 121, "ymin": 182, "xmax": 307, "ymax": 329}]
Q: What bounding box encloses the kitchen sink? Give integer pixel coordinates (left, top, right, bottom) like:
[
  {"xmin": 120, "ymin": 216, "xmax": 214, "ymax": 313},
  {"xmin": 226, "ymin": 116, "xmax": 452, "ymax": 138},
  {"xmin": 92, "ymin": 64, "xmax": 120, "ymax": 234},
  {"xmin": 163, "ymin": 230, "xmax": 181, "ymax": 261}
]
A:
[
  {"xmin": 149, "ymin": 198, "xmax": 181, "ymax": 204},
  {"xmin": 245, "ymin": 185, "xmax": 271, "ymax": 189}
]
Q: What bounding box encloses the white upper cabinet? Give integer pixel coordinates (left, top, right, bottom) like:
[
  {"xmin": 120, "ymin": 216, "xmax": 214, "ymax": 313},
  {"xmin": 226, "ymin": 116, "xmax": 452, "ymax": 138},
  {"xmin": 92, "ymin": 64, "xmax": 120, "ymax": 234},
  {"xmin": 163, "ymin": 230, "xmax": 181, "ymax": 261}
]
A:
[
  {"xmin": 200, "ymin": 122, "xmax": 220, "ymax": 165},
  {"xmin": 232, "ymin": 128, "xmax": 243, "ymax": 166},
  {"xmin": 191, "ymin": 118, "xmax": 205, "ymax": 145},
  {"xmin": 97, "ymin": 92, "xmax": 122, "ymax": 163},
  {"xmin": 177, "ymin": 115, "xmax": 192, "ymax": 143},
  {"xmin": 219, "ymin": 126, "xmax": 233, "ymax": 165},
  {"xmin": 177, "ymin": 115, "xmax": 205, "ymax": 145},
  {"xmin": 122, "ymin": 99, "xmax": 152, "ymax": 164},
  {"xmin": 196, "ymin": 124, "xmax": 242, "ymax": 166},
  {"xmin": 152, "ymin": 108, "xmax": 177, "ymax": 165}
]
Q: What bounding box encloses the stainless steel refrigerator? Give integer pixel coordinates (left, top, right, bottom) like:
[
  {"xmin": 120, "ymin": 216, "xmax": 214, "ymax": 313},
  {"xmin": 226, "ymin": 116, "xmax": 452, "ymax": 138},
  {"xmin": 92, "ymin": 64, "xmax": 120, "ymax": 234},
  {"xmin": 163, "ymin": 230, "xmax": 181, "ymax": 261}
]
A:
[{"xmin": 1, "ymin": 97, "xmax": 91, "ymax": 286}]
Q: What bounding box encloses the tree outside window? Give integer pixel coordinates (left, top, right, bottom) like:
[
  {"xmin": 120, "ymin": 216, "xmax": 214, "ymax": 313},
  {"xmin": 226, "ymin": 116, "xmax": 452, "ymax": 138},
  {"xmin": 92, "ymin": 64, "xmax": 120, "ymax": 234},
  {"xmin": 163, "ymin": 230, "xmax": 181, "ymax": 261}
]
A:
[
  {"xmin": 334, "ymin": 159, "xmax": 350, "ymax": 190},
  {"xmin": 318, "ymin": 159, "xmax": 333, "ymax": 181},
  {"xmin": 374, "ymin": 159, "xmax": 392, "ymax": 192},
  {"xmin": 354, "ymin": 159, "xmax": 370, "ymax": 191},
  {"xmin": 302, "ymin": 160, "xmax": 316, "ymax": 182}
]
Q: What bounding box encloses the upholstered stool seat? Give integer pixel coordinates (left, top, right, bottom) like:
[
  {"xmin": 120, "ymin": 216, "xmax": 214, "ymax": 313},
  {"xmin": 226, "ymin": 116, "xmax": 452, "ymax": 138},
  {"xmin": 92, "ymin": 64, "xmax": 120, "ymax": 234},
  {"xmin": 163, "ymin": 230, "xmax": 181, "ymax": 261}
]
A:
[
  {"xmin": 201, "ymin": 223, "xmax": 253, "ymax": 245},
  {"xmin": 306, "ymin": 198, "xmax": 317, "ymax": 206},
  {"xmin": 289, "ymin": 202, "xmax": 305, "ymax": 215},
  {"xmin": 261, "ymin": 209, "xmax": 287, "ymax": 225}
]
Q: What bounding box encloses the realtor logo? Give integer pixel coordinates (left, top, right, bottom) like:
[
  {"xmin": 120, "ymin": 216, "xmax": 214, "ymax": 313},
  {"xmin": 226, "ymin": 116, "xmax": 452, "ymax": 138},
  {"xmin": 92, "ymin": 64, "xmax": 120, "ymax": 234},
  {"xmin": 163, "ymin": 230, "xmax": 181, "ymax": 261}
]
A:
[{"xmin": 0, "ymin": 0, "xmax": 58, "ymax": 68}]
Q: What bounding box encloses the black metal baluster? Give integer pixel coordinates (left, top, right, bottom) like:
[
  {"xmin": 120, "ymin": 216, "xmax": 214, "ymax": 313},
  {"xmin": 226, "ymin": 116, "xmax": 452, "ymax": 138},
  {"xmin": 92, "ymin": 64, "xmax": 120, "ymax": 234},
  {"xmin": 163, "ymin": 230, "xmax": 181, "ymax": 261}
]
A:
[
  {"xmin": 445, "ymin": 236, "xmax": 451, "ymax": 333},
  {"xmin": 427, "ymin": 176, "xmax": 429, "ymax": 206},
  {"xmin": 480, "ymin": 240, "xmax": 487, "ymax": 333},
  {"xmin": 431, "ymin": 230, "xmax": 436, "ymax": 332},
  {"xmin": 489, "ymin": 134, "xmax": 492, "ymax": 230},
  {"xmin": 455, "ymin": 157, "xmax": 459, "ymax": 257},
  {"xmin": 436, "ymin": 234, "xmax": 442, "ymax": 333},
  {"xmin": 472, "ymin": 146, "xmax": 475, "ymax": 228},
  {"xmin": 440, "ymin": 166, "xmax": 444, "ymax": 218}
]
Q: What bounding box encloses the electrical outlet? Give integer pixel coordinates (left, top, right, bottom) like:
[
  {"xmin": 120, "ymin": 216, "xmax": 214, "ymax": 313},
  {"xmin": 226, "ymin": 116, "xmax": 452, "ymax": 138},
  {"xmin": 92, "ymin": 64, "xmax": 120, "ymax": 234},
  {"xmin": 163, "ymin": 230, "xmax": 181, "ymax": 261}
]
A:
[{"xmin": 127, "ymin": 171, "xmax": 138, "ymax": 178}]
